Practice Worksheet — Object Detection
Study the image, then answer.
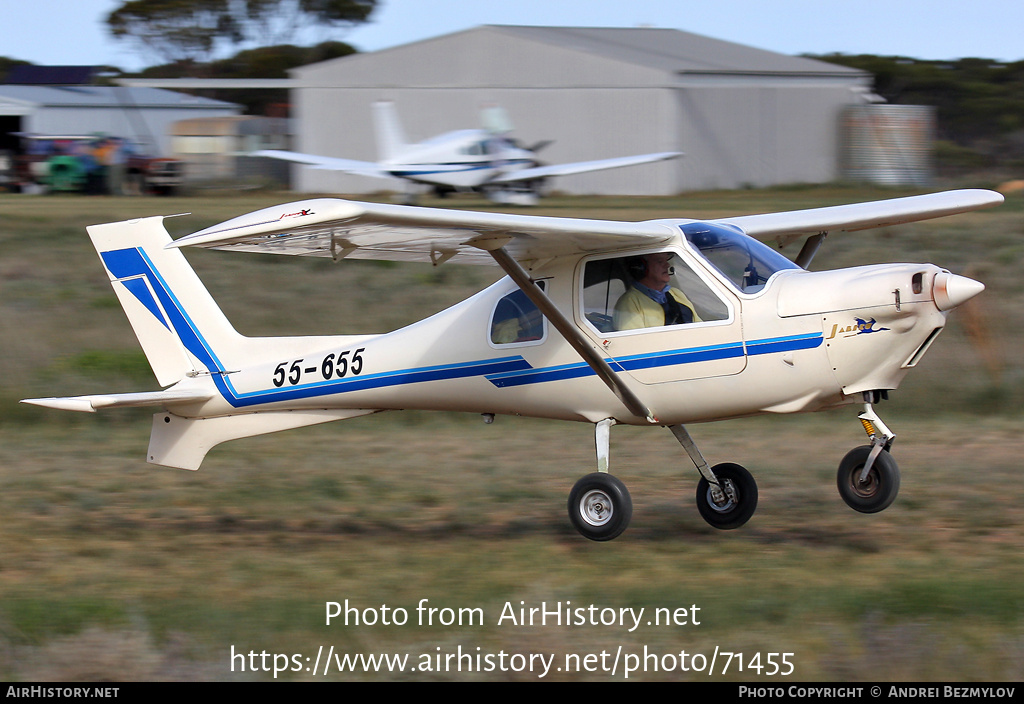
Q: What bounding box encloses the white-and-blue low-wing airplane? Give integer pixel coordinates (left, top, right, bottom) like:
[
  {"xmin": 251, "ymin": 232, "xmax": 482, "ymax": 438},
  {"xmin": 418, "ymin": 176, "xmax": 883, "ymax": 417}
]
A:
[
  {"xmin": 23, "ymin": 189, "xmax": 1002, "ymax": 540},
  {"xmin": 254, "ymin": 101, "xmax": 681, "ymax": 205}
]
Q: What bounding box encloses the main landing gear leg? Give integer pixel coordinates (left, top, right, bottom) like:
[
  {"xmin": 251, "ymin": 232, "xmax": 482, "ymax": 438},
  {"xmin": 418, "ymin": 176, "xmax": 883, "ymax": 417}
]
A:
[
  {"xmin": 837, "ymin": 392, "xmax": 900, "ymax": 513},
  {"xmin": 669, "ymin": 424, "xmax": 758, "ymax": 530},
  {"xmin": 568, "ymin": 419, "xmax": 633, "ymax": 541}
]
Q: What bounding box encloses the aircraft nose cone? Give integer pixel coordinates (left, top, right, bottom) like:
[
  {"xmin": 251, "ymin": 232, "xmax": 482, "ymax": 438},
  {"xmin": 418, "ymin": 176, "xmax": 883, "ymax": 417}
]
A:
[{"xmin": 934, "ymin": 272, "xmax": 985, "ymax": 311}]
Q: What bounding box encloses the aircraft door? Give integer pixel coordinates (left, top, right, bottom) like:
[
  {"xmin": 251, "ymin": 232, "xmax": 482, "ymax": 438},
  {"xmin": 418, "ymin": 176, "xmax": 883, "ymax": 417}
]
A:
[{"xmin": 578, "ymin": 250, "xmax": 745, "ymax": 384}]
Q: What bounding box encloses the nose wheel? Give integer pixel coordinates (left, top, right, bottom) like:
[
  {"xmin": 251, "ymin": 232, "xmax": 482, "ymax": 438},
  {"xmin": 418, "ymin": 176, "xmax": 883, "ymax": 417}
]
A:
[{"xmin": 837, "ymin": 445, "xmax": 900, "ymax": 513}]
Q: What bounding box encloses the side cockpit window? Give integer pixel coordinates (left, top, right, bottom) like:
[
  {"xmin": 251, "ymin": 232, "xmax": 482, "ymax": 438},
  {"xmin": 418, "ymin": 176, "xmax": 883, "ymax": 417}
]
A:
[
  {"xmin": 582, "ymin": 252, "xmax": 729, "ymax": 333},
  {"xmin": 490, "ymin": 283, "xmax": 545, "ymax": 345}
]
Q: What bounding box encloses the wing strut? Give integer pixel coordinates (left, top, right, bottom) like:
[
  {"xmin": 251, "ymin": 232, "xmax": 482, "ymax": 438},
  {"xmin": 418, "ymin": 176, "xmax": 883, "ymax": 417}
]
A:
[
  {"xmin": 485, "ymin": 245, "xmax": 656, "ymax": 423},
  {"xmin": 794, "ymin": 232, "xmax": 826, "ymax": 269}
]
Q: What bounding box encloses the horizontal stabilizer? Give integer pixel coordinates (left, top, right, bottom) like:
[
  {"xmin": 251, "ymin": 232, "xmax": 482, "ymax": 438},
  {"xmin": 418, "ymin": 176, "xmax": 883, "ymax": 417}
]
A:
[
  {"xmin": 149, "ymin": 409, "xmax": 379, "ymax": 470},
  {"xmin": 252, "ymin": 150, "xmax": 394, "ymax": 179},
  {"xmin": 22, "ymin": 387, "xmax": 214, "ymax": 413}
]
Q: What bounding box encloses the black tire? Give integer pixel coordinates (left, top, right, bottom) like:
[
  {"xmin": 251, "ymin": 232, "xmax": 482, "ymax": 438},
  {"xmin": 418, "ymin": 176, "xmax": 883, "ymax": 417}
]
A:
[
  {"xmin": 837, "ymin": 445, "xmax": 900, "ymax": 513},
  {"xmin": 568, "ymin": 472, "xmax": 632, "ymax": 541},
  {"xmin": 696, "ymin": 462, "xmax": 758, "ymax": 530}
]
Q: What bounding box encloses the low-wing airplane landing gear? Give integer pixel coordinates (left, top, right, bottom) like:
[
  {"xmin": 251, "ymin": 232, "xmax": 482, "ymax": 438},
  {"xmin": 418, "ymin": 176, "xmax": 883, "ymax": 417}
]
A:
[{"xmin": 836, "ymin": 393, "xmax": 900, "ymax": 513}]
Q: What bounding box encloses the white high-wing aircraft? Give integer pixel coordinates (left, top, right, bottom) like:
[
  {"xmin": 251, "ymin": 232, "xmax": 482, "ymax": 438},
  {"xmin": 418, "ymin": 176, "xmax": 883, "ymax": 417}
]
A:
[
  {"xmin": 254, "ymin": 101, "xmax": 682, "ymax": 205},
  {"xmin": 24, "ymin": 189, "xmax": 1002, "ymax": 540}
]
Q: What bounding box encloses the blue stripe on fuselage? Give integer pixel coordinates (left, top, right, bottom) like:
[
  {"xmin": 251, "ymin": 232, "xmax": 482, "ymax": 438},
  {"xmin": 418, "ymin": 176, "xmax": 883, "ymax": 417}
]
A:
[{"xmin": 485, "ymin": 334, "xmax": 821, "ymax": 388}]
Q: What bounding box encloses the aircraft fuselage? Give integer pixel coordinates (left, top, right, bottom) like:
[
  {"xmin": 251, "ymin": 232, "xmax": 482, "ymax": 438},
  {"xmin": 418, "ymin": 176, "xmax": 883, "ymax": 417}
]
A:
[{"xmin": 170, "ymin": 230, "xmax": 956, "ymax": 430}]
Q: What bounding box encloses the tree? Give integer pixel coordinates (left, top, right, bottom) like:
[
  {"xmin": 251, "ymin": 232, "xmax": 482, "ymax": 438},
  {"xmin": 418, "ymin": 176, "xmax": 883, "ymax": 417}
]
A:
[
  {"xmin": 107, "ymin": 0, "xmax": 377, "ymax": 65},
  {"xmin": 133, "ymin": 41, "xmax": 359, "ymax": 114},
  {"xmin": 811, "ymin": 53, "xmax": 1024, "ymax": 172}
]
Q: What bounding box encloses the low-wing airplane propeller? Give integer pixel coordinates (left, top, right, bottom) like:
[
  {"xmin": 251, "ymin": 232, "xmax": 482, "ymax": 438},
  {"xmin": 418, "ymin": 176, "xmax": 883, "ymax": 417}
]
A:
[
  {"xmin": 24, "ymin": 189, "xmax": 1002, "ymax": 540},
  {"xmin": 254, "ymin": 101, "xmax": 681, "ymax": 206}
]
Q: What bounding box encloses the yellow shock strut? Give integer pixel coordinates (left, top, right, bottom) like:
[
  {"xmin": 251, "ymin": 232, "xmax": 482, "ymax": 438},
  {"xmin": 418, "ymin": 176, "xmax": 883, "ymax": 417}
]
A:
[{"xmin": 860, "ymin": 416, "xmax": 877, "ymax": 438}]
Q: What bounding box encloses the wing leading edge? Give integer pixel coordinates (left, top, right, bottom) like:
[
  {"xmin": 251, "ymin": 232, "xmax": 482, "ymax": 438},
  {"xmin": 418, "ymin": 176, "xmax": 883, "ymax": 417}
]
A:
[{"xmin": 715, "ymin": 189, "xmax": 1005, "ymax": 247}]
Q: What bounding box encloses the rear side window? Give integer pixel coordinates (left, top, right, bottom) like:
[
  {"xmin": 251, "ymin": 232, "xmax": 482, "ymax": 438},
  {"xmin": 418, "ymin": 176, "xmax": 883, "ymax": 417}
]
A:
[{"xmin": 490, "ymin": 283, "xmax": 545, "ymax": 345}]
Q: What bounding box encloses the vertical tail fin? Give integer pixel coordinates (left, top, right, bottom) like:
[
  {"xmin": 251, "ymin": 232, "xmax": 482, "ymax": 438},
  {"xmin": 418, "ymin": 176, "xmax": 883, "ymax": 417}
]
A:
[
  {"xmin": 480, "ymin": 104, "xmax": 514, "ymax": 135},
  {"xmin": 87, "ymin": 216, "xmax": 245, "ymax": 387},
  {"xmin": 372, "ymin": 100, "xmax": 409, "ymax": 163}
]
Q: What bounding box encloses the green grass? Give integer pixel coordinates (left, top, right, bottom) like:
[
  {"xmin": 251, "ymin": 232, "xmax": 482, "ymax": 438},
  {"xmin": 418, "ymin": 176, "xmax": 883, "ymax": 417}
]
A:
[{"xmin": 1, "ymin": 187, "xmax": 1022, "ymax": 681}]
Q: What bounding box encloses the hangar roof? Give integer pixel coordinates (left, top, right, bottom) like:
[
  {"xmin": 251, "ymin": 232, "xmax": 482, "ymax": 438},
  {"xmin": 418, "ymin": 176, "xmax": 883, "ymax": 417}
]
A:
[
  {"xmin": 295, "ymin": 25, "xmax": 867, "ymax": 82},
  {"xmin": 483, "ymin": 26, "xmax": 865, "ymax": 77},
  {"xmin": 0, "ymin": 85, "xmax": 237, "ymax": 110}
]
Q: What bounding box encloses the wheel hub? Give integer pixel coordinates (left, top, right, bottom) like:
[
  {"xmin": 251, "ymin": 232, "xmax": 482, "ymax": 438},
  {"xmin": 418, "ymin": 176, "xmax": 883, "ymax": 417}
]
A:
[
  {"xmin": 849, "ymin": 467, "xmax": 879, "ymax": 498},
  {"xmin": 579, "ymin": 489, "xmax": 613, "ymax": 526},
  {"xmin": 706, "ymin": 478, "xmax": 738, "ymax": 513}
]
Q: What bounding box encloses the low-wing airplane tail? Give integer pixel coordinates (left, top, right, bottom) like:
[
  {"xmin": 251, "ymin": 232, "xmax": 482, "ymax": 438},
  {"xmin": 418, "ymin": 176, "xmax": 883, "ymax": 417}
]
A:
[
  {"xmin": 85, "ymin": 215, "xmax": 247, "ymax": 386},
  {"xmin": 373, "ymin": 100, "xmax": 409, "ymax": 163}
]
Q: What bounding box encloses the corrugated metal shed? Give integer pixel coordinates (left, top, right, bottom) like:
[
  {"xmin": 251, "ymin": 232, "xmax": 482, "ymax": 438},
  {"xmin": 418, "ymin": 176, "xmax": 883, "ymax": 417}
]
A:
[
  {"xmin": 0, "ymin": 85, "xmax": 239, "ymax": 157},
  {"xmin": 840, "ymin": 105, "xmax": 935, "ymax": 186},
  {"xmin": 289, "ymin": 25, "xmax": 872, "ymax": 195},
  {"xmin": 170, "ymin": 115, "xmax": 291, "ymax": 183}
]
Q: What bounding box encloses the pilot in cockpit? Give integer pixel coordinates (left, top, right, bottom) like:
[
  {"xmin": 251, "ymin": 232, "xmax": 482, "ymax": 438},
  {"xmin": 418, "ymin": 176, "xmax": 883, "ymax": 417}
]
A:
[{"xmin": 613, "ymin": 252, "xmax": 702, "ymax": 331}]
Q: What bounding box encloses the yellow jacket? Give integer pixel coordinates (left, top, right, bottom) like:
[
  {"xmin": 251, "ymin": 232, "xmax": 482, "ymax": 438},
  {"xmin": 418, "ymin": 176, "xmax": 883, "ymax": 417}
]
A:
[{"xmin": 613, "ymin": 286, "xmax": 701, "ymax": 331}]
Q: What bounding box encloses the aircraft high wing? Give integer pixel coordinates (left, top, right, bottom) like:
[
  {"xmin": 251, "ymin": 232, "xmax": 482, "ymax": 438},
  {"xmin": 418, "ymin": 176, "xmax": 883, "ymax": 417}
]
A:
[{"xmin": 255, "ymin": 101, "xmax": 681, "ymax": 205}]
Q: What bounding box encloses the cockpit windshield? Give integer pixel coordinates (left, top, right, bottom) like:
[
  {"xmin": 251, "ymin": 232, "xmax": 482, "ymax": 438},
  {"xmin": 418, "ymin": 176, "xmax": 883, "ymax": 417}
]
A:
[{"xmin": 681, "ymin": 222, "xmax": 801, "ymax": 294}]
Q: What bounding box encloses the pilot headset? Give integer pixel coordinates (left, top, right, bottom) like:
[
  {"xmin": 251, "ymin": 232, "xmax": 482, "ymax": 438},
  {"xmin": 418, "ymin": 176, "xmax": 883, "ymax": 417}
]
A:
[
  {"xmin": 627, "ymin": 254, "xmax": 673, "ymax": 280},
  {"xmin": 626, "ymin": 256, "xmax": 648, "ymax": 280}
]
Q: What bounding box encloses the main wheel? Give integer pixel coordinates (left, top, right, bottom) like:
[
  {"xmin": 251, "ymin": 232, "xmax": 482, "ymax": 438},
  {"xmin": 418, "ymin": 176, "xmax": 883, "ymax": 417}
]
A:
[
  {"xmin": 837, "ymin": 445, "xmax": 900, "ymax": 513},
  {"xmin": 568, "ymin": 472, "xmax": 632, "ymax": 541},
  {"xmin": 696, "ymin": 462, "xmax": 758, "ymax": 530}
]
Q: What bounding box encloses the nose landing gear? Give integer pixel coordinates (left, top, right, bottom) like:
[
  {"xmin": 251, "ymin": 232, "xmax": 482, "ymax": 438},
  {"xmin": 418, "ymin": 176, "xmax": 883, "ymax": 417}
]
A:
[{"xmin": 837, "ymin": 393, "xmax": 900, "ymax": 513}]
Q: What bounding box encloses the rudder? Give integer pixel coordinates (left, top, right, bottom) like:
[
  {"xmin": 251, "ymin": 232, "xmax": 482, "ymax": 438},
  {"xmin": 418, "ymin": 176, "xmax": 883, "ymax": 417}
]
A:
[{"xmin": 372, "ymin": 100, "xmax": 409, "ymax": 163}]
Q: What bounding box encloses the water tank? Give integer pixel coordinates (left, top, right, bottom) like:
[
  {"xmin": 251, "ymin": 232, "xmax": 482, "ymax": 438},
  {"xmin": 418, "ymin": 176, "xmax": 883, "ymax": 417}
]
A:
[{"xmin": 840, "ymin": 105, "xmax": 935, "ymax": 186}]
